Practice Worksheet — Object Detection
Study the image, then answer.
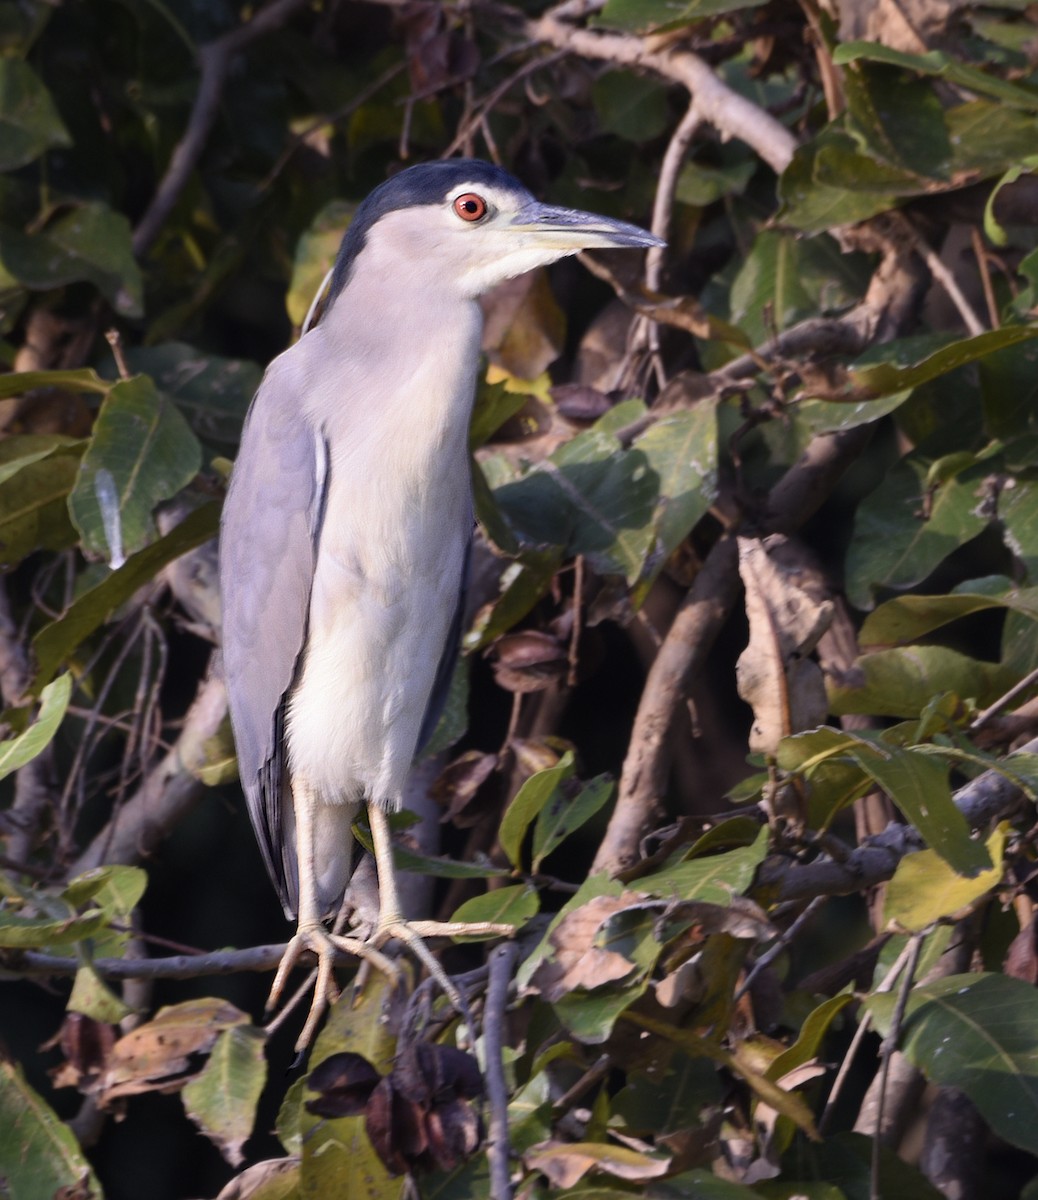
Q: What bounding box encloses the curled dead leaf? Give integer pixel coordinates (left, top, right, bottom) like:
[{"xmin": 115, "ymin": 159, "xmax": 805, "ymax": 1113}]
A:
[
  {"xmin": 525, "ymin": 1140, "xmax": 671, "ymax": 1188},
  {"xmin": 530, "ymin": 893, "xmax": 648, "ymax": 1001},
  {"xmin": 735, "ymin": 535, "xmax": 833, "ymax": 755},
  {"xmin": 490, "ymin": 630, "xmax": 568, "ymax": 693}
]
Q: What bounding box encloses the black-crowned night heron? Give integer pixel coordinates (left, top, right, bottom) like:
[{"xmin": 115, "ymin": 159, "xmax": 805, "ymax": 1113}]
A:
[{"xmin": 219, "ymin": 158, "xmax": 660, "ymax": 1045}]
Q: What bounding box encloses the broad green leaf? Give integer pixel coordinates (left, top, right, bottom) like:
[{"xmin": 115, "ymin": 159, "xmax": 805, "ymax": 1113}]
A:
[
  {"xmin": 450, "ymin": 882, "xmax": 539, "ymax": 931},
  {"xmin": 464, "ymin": 546, "xmax": 564, "ymax": 651},
  {"xmin": 592, "ymin": 73, "xmax": 668, "ymax": 141},
  {"xmin": 0, "ymin": 368, "xmax": 111, "ymax": 400},
  {"xmin": 636, "ymin": 826, "xmax": 769, "ymax": 903},
  {"xmin": 845, "ymin": 455, "xmax": 992, "ymax": 609},
  {"xmin": 499, "ymin": 752, "xmax": 575, "ymax": 868},
  {"xmin": 629, "ymin": 403, "xmax": 718, "ymax": 603},
  {"xmin": 884, "ymin": 825, "xmax": 1005, "ymax": 931},
  {"xmin": 302, "ymin": 971, "xmax": 404, "ymax": 1200},
  {"xmin": 612, "ymin": 1053, "xmax": 722, "ymax": 1135},
  {"xmin": 0, "ymin": 435, "xmax": 82, "ymax": 566},
  {"xmin": 68, "ymin": 965, "xmax": 133, "ymax": 1024},
  {"xmin": 860, "ymin": 587, "xmax": 1038, "ymax": 646},
  {"xmin": 597, "ymin": 0, "xmax": 765, "ymax": 33},
  {"xmin": 0, "ymin": 898, "xmax": 107, "ymax": 948},
  {"xmin": 850, "ymin": 324, "xmax": 1038, "ymax": 398},
  {"xmin": 532, "ymin": 774, "xmax": 614, "ymax": 871},
  {"xmin": 32, "ymin": 501, "xmax": 220, "ymax": 690},
  {"xmin": 624, "ymin": 1012, "xmax": 817, "ymax": 1136},
  {"xmin": 0, "ymin": 672, "xmax": 70, "ymax": 781},
  {"xmin": 653, "ymin": 1173, "xmax": 765, "ymax": 1198},
  {"xmin": 69, "ymin": 375, "xmax": 202, "ymax": 563},
  {"xmin": 183, "ymin": 1025, "xmax": 268, "ymax": 1167},
  {"xmin": 0, "ymin": 59, "xmax": 71, "ymax": 169},
  {"xmin": 980, "ymin": 337, "xmax": 1038, "ymax": 448},
  {"xmin": 834, "ymin": 41, "xmax": 1038, "ymax": 110},
  {"xmin": 868, "ymin": 972, "xmax": 1038, "ymax": 1155},
  {"xmin": 121, "ymin": 343, "xmax": 262, "ymax": 453},
  {"xmin": 778, "ymin": 1131, "xmax": 944, "ymax": 1200},
  {"xmin": 62, "ymin": 864, "xmax": 147, "ymax": 916},
  {"xmin": 999, "ymin": 477, "xmax": 1038, "ymax": 579},
  {"xmin": 730, "ymin": 231, "xmax": 867, "ymax": 346},
  {"xmin": 469, "ymin": 377, "xmax": 527, "ymax": 449},
  {"xmin": 828, "ymin": 645, "xmax": 1013, "ymax": 717},
  {"xmin": 491, "ymin": 402, "xmax": 657, "ymax": 580},
  {"xmin": 553, "ymin": 977, "xmax": 650, "ymax": 1044},
  {"xmin": 0, "ymin": 202, "xmax": 144, "ymax": 316},
  {"xmin": 0, "ymin": 1059, "xmax": 102, "ymax": 1200},
  {"xmin": 847, "ymin": 744, "xmax": 991, "ymax": 876}
]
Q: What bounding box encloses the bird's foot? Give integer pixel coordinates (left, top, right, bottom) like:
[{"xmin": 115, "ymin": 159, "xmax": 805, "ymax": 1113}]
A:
[
  {"xmin": 268, "ymin": 923, "xmax": 401, "ymax": 1051},
  {"xmin": 373, "ymin": 916, "xmax": 515, "ymax": 1044}
]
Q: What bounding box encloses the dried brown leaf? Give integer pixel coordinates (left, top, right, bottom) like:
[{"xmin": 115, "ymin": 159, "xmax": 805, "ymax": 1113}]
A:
[
  {"xmin": 530, "ymin": 893, "xmax": 646, "ymax": 1001},
  {"xmin": 735, "ymin": 535, "xmax": 833, "ymax": 754}
]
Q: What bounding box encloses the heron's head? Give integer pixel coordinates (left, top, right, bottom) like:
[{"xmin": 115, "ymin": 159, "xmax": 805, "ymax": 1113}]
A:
[{"xmin": 326, "ymin": 159, "xmax": 663, "ymax": 305}]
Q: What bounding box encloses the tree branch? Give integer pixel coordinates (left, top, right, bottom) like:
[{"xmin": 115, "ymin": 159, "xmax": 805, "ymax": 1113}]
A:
[
  {"xmin": 523, "ymin": 5, "xmax": 798, "ymax": 174},
  {"xmin": 132, "ymin": 0, "xmax": 311, "ymax": 258}
]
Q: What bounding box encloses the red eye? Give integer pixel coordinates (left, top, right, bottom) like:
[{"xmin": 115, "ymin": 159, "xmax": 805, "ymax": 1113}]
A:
[{"xmin": 453, "ymin": 193, "xmax": 488, "ymax": 222}]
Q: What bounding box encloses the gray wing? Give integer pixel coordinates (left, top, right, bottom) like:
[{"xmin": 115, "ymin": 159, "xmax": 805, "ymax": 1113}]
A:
[
  {"xmin": 416, "ymin": 536, "xmax": 471, "ymax": 753},
  {"xmin": 219, "ymin": 354, "xmax": 325, "ymax": 917}
]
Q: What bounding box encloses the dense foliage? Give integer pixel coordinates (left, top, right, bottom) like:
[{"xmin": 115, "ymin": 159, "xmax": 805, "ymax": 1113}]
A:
[{"xmin": 2, "ymin": 0, "xmax": 1038, "ymax": 1197}]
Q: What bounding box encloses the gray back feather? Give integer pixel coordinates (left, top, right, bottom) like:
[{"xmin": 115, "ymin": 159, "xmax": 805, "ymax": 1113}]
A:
[{"xmin": 219, "ymin": 357, "xmax": 324, "ymax": 917}]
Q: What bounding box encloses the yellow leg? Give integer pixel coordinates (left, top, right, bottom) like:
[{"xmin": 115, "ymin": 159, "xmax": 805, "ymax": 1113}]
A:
[
  {"xmin": 267, "ymin": 780, "xmax": 400, "ymax": 1051},
  {"xmin": 367, "ymin": 805, "xmax": 514, "ymax": 1030}
]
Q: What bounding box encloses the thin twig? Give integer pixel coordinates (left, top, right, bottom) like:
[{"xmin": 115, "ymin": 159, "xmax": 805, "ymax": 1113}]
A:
[
  {"xmin": 969, "ymin": 664, "xmax": 1038, "ymax": 731},
  {"xmin": 734, "ymin": 894, "xmax": 825, "ymax": 1002},
  {"xmin": 871, "ymin": 933, "xmax": 924, "ymax": 1200},
  {"xmin": 485, "ymin": 942, "xmax": 519, "ymax": 1200},
  {"xmin": 971, "ymin": 226, "xmax": 1000, "ymax": 330}
]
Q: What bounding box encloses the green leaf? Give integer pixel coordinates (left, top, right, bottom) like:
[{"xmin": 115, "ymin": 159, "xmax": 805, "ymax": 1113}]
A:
[
  {"xmin": 303, "ymin": 972, "xmax": 404, "ymax": 1200},
  {"xmin": 121, "ymin": 343, "xmax": 262, "ymax": 453},
  {"xmin": 730, "ymin": 231, "xmax": 867, "ymax": 346},
  {"xmin": 0, "ymin": 59, "xmax": 71, "ymax": 169},
  {"xmin": 183, "ymin": 1025, "xmax": 268, "ymax": 1167},
  {"xmin": 828, "ymin": 645, "xmax": 1014, "ymax": 717},
  {"xmin": 0, "ymin": 202, "xmax": 144, "ymax": 316},
  {"xmin": 612, "ymin": 1053, "xmax": 723, "ymax": 1136},
  {"xmin": 850, "ymin": 324, "xmax": 1038, "ymax": 398},
  {"xmin": 999, "ymin": 477, "xmax": 1038, "ymax": 579},
  {"xmin": 69, "ymin": 376, "xmax": 202, "ymax": 563},
  {"xmin": 0, "ymin": 367, "xmax": 111, "ymax": 400},
  {"xmin": 463, "ymin": 546, "xmax": 564, "ymax": 651},
  {"xmin": 766, "ymin": 994, "xmax": 853, "ymax": 1083},
  {"xmin": 860, "ymin": 586, "xmax": 1038, "ymax": 646},
  {"xmin": 0, "ymin": 672, "xmax": 70, "ymax": 781},
  {"xmin": 596, "ymin": 0, "xmax": 765, "ymax": 33},
  {"xmin": 834, "ymin": 41, "xmax": 1038, "ymax": 111},
  {"xmin": 592, "ymin": 73, "xmax": 669, "ymax": 141},
  {"xmin": 499, "ymin": 752, "xmax": 575, "ymax": 868},
  {"xmin": 845, "ymin": 455, "xmax": 992, "ymax": 610},
  {"xmin": 533, "ymin": 774, "xmax": 614, "ymax": 872},
  {"xmin": 0, "ymin": 1059, "xmax": 102, "ymax": 1200},
  {"xmin": 449, "ymin": 883, "xmax": 539, "ymax": 932},
  {"xmin": 32, "ymin": 501, "xmax": 220, "ymax": 690},
  {"xmin": 884, "ymin": 825, "xmax": 1005, "ymax": 931},
  {"xmin": 847, "ymin": 743, "xmax": 991, "ymax": 876},
  {"xmin": 629, "ymin": 404, "xmax": 719, "ymax": 603},
  {"xmin": 636, "ymin": 826, "xmax": 769, "ymax": 903},
  {"xmin": 868, "ymin": 972, "xmax": 1038, "ymax": 1155},
  {"xmin": 0, "ymin": 435, "xmax": 82, "ymax": 566}
]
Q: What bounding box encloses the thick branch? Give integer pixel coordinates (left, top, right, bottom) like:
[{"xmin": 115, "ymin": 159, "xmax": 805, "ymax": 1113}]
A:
[{"xmin": 524, "ymin": 9, "xmax": 798, "ymax": 174}]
